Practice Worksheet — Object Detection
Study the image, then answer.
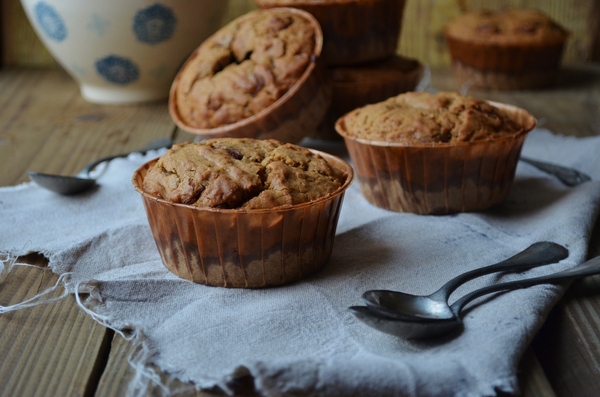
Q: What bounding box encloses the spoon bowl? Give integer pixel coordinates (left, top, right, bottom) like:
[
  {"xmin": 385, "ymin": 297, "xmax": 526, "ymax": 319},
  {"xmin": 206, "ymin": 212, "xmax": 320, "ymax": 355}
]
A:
[
  {"xmin": 27, "ymin": 172, "xmax": 97, "ymax": 195},
  {"xmin": 349, "ymin": 306, "xmax": 461, "ymax": 340},
  {"xmin": 29, "ymin": 138, "xmax": 173, "ymax": 195},
  {"xmin": 363, "ymin": 241, "xmax": 568, "ymax": 321},
  {"xmin": 351, "ymin": 254, "xmax": 600, "ymax": 339}
]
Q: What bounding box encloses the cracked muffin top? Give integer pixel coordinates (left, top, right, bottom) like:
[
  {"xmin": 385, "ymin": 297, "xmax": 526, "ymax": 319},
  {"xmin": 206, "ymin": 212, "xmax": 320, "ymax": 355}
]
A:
[
  {"xmin": 336, "ymin": 91, "xmax": 525, "ymax": 144},
  {"xmin": 173, "ymin": 8, "xmax": 318, "ymax": 129},
  {"xmin": 444, "ymin": 8, "xmax": 568, "ymax": 46},
  {"xmin": 142, "ymin": 138, "xmax": 345, "ymax": 210}
]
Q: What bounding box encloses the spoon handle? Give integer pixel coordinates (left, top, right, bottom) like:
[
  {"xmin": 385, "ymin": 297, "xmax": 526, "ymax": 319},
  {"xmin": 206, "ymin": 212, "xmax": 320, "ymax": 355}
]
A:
[
  {"xmin": 435, "ymin": 241, "xmax": 568, "ymax": 300},
  {"xmin": 520, "ymin": 156, "xmax": 592, "ymax": 186},
  {"xmin": 81, "ymin": 138, "xmax": 173, "ymax": 177},
  {"xmin": 450, "ymin": 255, "xmax": 600, "ymax": 316}
]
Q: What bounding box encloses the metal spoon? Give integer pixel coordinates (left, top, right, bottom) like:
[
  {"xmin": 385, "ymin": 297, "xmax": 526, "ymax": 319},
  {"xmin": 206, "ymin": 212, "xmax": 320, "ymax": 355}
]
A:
[
  {"xmin": 28, "ymin": 138, "xmax": 173, "ymax": 195},
  {"xmin": 362, "ymin": 241, "xmax": 568, "ymax": 321},
  {"xmin": 520, "ymin": 156, "xmax": 591, "ymax": 186},
  {"xmin": 350, "ymin": 254, "xmax": 600, "ymax": 339}
]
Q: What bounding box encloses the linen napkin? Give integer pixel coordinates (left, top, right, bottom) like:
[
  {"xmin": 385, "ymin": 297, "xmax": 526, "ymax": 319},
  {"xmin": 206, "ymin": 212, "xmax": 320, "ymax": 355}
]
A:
[{"xmin": 1, "ymin": 128, "xmax": 600, "ymax": 397}]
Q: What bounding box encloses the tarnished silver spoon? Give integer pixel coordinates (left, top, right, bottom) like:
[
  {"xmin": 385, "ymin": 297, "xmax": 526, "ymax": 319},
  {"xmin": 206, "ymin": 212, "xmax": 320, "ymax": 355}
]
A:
[
  {"xmin": 350, "ymin": 254, "xmax": 600, "ymax": 340},
  {"xmin": 28, "ymin": 138, "xmax": 173, "ymax": 195},
  {"xmin": 520, "ymin": 156, "xmax": 591, "ymax": 186},
  {"xmin": 362, "ymin": 241, "xmax": 568, "ymax": 321}
]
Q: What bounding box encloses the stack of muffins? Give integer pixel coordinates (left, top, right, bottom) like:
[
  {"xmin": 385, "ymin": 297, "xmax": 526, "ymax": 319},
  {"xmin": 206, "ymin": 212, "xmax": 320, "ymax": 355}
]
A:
[
  {"xmin": 253, "ymin": 0, "xmax": 424, "ymax": 140},
  {"xmin": 329, "ymin": 7, "xmax": 567, "ymax": 214}
]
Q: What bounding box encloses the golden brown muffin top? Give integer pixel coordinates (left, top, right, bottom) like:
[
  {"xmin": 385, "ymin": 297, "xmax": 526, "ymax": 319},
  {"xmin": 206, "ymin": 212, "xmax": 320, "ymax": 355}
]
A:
[
  {"xmin": 142, "ymin": 138, "xmax": 345, "ymax": 210},
  {"xmin": 174, "ymin": 9, "xmax": 317, "ymax": 129},
  {"xmin": 336, "ymin": 91, "xmax": 524, "ymax": 144},
  {"xmin": 444, "ymin": 8, "xmax": 568, "ymax": 45}
]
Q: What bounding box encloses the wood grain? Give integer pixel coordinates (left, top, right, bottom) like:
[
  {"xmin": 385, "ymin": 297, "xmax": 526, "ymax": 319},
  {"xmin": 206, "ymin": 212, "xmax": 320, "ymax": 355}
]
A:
[
  {"xmin": 0, "ymin": 68, "xmax": 176, "ymax": 187},
  {"xmin": 0, "ymin": 255, "xmax": 107, "ymax": 397},
  {"xmin": 517, "ymin": 349, "xmax": 558, "ymax": 397},
  {"xmin": 95, "ymin": 335, "xmax": 236, "ymax": 397}
]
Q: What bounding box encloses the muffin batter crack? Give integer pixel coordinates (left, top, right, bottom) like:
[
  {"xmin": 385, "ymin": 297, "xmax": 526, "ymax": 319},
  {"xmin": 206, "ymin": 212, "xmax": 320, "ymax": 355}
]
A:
[{"xmin": 174, "ymin": 9, "xmax": 316, "ymax": 129}]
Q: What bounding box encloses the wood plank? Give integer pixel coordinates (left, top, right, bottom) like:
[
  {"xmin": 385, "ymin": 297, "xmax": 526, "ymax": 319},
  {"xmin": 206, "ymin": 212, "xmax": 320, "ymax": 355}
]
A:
[
  {"xmin": 531, "ymin": 282, "xmax": 600, "ymax": 397},
  {"xmin": 95, "ymin": 335, "xmax": 142, "ymax": 397},
  {"xmin": 0, "ymin": 68, "xmax": 177, "ymax": 396},
  {"xmin": 518, "ymin": 348, "xmax": 558, "ymax": 397},
  {"xmin": 0, "ymin": 255, "xmax": 108, "ymax": 397},
  {"xmin": 0, "ymin": 68, "xmax": 176, "ymax": 187},
  {"xmin": 95, "ymin": 334, "xmax": 247, "ymax": 397},
  {"xmin": 531, "ymin": 221, "xmax": 600, "ymax": 397}
]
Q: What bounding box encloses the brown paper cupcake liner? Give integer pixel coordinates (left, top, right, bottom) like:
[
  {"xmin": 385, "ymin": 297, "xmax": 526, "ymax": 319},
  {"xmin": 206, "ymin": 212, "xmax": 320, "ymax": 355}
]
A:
[
  {"xmin": 312, "ymin": 56, "xmax": 424, "ymax": 141},
  {"xmin": 168, "ymin": 8, "xmax": 331, "ymax": 144},
  {"xmin": 335, "ymin": 101, "xmax": 536, "ymax": 214},
  {"xmin": 254, "ymin": 0, "xmax": 406, "ymax": 66},
  {"xmin": 132, "ymin": 150, "xmax": 354, "ymax": 288},
  {"xmin": 451, "ymin": 61, "xmax": 560, "ymax": 91},
  {"xmin": 445, "ymin": 36, "xmax": 566, "ymax": 90}
]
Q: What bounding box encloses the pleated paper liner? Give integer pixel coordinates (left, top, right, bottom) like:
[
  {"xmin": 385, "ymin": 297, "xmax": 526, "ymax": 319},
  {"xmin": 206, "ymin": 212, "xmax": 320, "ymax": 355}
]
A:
[
  {"xmin": 132, "ymin": 150, "xmax": 354, "ymax": 288},
  {"xmin": 335, "ymin": 101, "xmax": 536, "ymax": 214},
  {"xmin": 444, "ymin": 35, "xmax": 567, "ymax": 90},
  {"xmin": 254, "ymin": 0, "xmax": 406, "ymax": 66}
]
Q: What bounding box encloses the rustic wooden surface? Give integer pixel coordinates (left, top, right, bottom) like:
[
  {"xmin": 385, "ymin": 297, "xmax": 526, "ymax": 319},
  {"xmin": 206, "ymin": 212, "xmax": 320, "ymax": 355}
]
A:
[
  {"xmin": 1, "ymin": 65, "xmax": 600, "ymax": 397},
  {"xmin": 2, "ymin": 0, "xmax": 598, "ymax": 69}
]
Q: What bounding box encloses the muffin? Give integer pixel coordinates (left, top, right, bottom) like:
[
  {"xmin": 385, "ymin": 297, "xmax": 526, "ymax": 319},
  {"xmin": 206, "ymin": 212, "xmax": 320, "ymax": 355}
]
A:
[
  {"xmin": 335, "ymin": 91, "xmax": 536, "ymax": 214},
  {"xmin": 444, "ymin": 8, "xmax": 569, "ymax": 90},
  {"xmin": 169, "ymin": 7, "xmax": 331, "ymax": 143},
  {"xmin": 132, "ymin": 138, "xmax": 354, "ymax": 288},
  {"xmin": 313, "ymin": 55, "xmax": 423, "ymax": 140},
  {"xmin": 254, "ymin": 0, "xmax": 406, "ymax": 66}
]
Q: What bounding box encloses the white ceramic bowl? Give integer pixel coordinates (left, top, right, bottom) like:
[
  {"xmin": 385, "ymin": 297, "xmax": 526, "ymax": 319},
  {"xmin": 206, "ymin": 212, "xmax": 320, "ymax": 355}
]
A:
[{"xmin": 20, "ymin": 0, "xmax": 226, "ymax": 104}]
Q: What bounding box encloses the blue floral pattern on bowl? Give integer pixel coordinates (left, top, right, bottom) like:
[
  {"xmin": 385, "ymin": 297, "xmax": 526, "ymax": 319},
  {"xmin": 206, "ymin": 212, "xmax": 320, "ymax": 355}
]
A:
[
  {"xmin": 133, "ymin": 4, "xmax": 177, "ymax": 45},
  {"xmin": 95, "ymin": 55, "xmax": 140, "ymax": 85},
  {"xmin": 34, "ymin": 2, "xmax": 67, "ymax": 42}
]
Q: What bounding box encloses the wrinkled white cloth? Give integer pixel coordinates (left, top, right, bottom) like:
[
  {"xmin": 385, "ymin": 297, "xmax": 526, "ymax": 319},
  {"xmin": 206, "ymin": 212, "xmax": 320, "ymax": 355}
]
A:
[{"xmin": 2, "ymin": 128, "xmax": 600, "ymax": 397}]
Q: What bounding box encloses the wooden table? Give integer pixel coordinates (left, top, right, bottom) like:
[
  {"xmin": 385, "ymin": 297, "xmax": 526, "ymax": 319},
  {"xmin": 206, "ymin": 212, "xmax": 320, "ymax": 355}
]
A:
[{"xmin": 1, "ymin": 65, "xmax": 599, "ymax": 397}]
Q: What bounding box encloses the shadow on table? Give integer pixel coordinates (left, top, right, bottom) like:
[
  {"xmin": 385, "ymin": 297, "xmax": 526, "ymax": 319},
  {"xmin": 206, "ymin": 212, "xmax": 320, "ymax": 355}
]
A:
[{"xmin": 555, "ymin": 65, "xmax": 600, "ymax": 89}]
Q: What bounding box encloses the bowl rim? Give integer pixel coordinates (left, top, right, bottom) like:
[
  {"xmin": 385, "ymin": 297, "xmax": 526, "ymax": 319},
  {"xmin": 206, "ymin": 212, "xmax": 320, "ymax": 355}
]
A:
[
  {"xmin": 132, "ymin": 148, "xmax": 354, "ymax": 214},
  {"xmin": 168, "ymin": 7, "xmax": 324, "ymax": 137},
  {"xmin": 334, "ymin": 100, "xmax": 537, "ymax": 148}
]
